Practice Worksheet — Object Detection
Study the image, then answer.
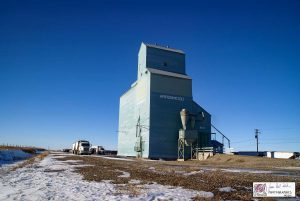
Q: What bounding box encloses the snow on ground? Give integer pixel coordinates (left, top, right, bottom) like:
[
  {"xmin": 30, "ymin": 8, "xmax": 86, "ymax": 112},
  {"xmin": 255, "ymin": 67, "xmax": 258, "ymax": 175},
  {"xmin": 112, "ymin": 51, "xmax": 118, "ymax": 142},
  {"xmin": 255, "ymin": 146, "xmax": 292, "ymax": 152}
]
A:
[
  {"xmin": 0, "ymin": 153, "xmax": 214, "ymax": 201},
  {"xmin": 142, "ymin": 183, "xmax": 214, "ymax": 200},
  {"xmin": 116, "ymin": 170, "xmax": 131, "ymax": 178},
  {"xmin": 220, "ymin": 168, "xmax": 273, "ymax": 174},
  {"xmin": 183, "ymin": 170, "xmax": 204, "ymax": 176},
  {"xmin": 89, "ymin": 155, "xmax": 134, "ymax": 161},
  {"xmin": 175, "ymin": 166, "xmax": 297, "ymax": 179},
  {"xmin": 173, "ymin": 166, "xmax": 274, "ymax": 175},
  {"xmin": 218, "ymin": 187, "xmax": 236, "ymax": 192},
  {"xmin": 196, "ymin": 167, "xmax": 299, "ymax": 178},
  {"xmin": 128, "ymin": 179, "xmax": 141, "ymax": 184}
]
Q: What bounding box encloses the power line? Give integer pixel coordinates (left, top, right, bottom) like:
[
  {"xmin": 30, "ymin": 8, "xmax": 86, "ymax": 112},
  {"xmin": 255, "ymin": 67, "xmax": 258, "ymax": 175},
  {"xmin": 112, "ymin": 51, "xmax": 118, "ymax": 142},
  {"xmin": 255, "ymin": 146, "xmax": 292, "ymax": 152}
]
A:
[{"xmin": 255, "ymin": 129, "xmax": 260, "ymax": 155}]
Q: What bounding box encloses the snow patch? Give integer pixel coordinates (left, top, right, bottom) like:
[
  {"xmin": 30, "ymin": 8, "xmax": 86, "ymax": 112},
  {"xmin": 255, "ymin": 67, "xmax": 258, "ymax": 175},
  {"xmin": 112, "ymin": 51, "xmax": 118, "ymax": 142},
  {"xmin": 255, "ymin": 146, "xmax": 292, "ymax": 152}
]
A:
[
  {"xmin": 220, "ymin": 168, "xmax": 273, "ymax": 174},
  {"xmin": 142, "ymin": 184, "xmax": 214, "ymax": 199},
  {"xmin": 0, "ymin": 154, "xmax": 117, "ymax": 201},
  {"xmin": 219, "ymin": 187, "xmax": 236, "ymax": 192},
  {"xmin": 64, "ymin": 160, "xmax": 83, "ymax": 163},
  {"xmin": 128, "ymin": 179, "xmax": 141, "ymax": 184},
  {"xmin": 117, "ymin": 170, "xmax": 131, "ymax": 178},
  {"xmin": 201, "ymin": 167, "xmax": 217, "ymax": 171},
  {"xmin": 198, "ymin": 167, "xmax": 274, "ymax": 174},
  {"xmin": 183, "ymin": 170, "xmax": 204, "ymax": 176},
  {"xmin": 91, "ymin": 155, "xmax": 134, "ymax": 161}
]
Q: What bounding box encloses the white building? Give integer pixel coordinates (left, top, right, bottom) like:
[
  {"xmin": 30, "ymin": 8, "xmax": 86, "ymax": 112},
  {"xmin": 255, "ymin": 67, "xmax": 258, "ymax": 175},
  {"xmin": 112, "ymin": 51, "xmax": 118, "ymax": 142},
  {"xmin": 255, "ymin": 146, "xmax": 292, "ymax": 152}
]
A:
[{"xmin": 266, "ymin": 151, "xmax": 298, "ymax": 159}]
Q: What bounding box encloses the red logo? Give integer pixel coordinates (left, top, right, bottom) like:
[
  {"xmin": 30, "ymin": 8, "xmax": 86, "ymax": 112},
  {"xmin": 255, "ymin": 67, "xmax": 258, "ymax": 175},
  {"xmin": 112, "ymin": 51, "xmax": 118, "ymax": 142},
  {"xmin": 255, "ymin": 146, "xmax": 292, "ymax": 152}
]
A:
[
  {"xmin": 254, "ymin": 183, "xmax": 267, "ymax": 197},
  {"xmin": 255, "ymin": 184, "xmax": 266, "ymax": 192}
]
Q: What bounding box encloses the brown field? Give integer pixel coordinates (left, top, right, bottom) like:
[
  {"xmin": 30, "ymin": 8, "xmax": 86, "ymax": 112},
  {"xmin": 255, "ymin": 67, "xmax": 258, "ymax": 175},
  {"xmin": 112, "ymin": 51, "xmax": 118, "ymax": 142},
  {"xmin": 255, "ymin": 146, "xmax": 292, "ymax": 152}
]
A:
[
  {"xmin": 56, "ymin": 153, "xmax": 300, "ymax": 201},
  {"xmin": 173, "ymin": 154, "xmax": 300, "ymax": 171}
]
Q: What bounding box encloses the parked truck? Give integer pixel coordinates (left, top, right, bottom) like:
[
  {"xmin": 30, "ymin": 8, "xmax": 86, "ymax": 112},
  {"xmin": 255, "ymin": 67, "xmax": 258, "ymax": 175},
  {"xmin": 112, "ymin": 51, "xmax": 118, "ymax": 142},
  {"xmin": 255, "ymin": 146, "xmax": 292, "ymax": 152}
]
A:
[
  {"xmin": 72, "ymin": 140, "xmax": 91, "ymax": 155},
  {"xmin": 90, "ymin": 146, "xmax": 105, "ymax": 155}
]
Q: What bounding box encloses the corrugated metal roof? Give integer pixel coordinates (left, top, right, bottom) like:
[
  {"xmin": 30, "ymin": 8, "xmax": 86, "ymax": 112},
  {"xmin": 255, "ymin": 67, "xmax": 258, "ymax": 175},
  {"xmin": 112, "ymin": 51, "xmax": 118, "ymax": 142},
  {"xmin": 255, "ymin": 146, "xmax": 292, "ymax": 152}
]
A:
[
  {"xmin": 147, "ymin": 68, "xmax": 191, "ymax": 79},
  {"xmin": 144, "ymin": 43, "xmax": 185, "ymax": 54}
]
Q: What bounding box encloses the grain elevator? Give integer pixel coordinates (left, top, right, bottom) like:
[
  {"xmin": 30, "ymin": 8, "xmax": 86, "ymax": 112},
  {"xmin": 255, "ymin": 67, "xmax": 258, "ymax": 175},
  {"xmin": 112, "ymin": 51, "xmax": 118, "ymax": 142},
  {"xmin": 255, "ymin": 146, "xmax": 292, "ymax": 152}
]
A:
[{"xmin": 118, "ymin": 43, "xmax": 212, "ymax": 159}]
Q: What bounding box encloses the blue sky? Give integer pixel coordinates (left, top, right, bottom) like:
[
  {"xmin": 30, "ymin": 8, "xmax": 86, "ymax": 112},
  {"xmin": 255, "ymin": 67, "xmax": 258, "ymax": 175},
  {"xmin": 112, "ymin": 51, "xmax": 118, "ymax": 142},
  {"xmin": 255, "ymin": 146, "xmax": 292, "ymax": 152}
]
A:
[{"xmin": 0, "ymin": 0, "xmax": 299, "ymax": 151}]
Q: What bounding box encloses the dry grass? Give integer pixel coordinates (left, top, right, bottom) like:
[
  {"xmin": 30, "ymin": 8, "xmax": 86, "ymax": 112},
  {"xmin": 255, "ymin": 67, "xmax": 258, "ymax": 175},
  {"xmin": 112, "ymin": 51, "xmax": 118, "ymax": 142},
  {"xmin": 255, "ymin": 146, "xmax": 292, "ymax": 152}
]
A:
[
  {"xmin": 178, "ymin": 154, "xmax": 300, "ymax": 171},
  {"xmin": 115, "ymin": 184, "xmax": 143, "ymax": 197},
  {"xmin": 57, "ymin": 155, "xmax": 300, "ymax": 200},
  {"xmin": 36, "ymin": 151, "xmax": 49, "ymax": 160}
]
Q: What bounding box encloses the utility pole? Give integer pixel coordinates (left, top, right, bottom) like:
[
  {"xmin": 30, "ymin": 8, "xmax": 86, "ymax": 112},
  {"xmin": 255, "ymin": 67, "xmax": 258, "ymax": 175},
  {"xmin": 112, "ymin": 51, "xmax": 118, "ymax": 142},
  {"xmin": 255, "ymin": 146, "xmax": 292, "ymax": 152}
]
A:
[{"xmin": 255, "ymin": 129, "xmax": 260, "ymax": 156}]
